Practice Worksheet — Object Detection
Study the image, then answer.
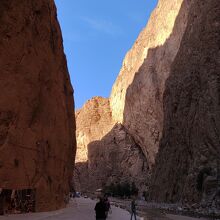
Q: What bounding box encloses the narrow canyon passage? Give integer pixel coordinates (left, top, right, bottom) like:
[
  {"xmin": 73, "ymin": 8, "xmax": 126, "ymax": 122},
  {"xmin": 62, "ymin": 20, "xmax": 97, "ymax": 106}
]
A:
[{"xmin": 0, "ymin": 0, "xmax": 219, "ymax": 218}]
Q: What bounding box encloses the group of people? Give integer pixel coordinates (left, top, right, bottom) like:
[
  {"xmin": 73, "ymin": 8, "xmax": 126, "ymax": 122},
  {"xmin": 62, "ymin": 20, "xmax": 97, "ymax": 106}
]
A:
[
  {"xmin": 94, "ymin": 195, "xmax": 137, "ymax": 220},
  {"xmin": 94, "ymin": 195, "xmax": 111, "ymax": 220}
]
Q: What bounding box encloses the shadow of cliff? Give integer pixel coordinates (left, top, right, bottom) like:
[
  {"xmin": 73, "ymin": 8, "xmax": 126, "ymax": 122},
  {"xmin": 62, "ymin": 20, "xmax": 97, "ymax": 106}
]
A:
[
  {"xmin": 74, "ymin": 123, "xmax": 150, "ymax": 192},
  {"xmin": 122, "ymin": 0, "xmax": 220, "ymax": 205},
  {"xmin": 75, "ymin": 0, "xmax": 191, "ymax": 194},
  {"xmin": 75, "ymin": 0, "xmax": 220, "ymax": 206},
  {"xmin": 122, "ymin": 0, "xmax": 191, "ymax": 167},
  {"xmin": 148, "ymin": 0, "xmax": 220, "ymax": 205}
]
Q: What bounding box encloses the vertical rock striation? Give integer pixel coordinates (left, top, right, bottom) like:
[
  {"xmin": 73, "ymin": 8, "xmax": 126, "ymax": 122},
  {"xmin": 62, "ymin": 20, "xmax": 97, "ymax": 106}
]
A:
[
  {"xmin": 75, "ymin": 0, "xmax": 192, "ymax": 193},
  {"xmin": 75, "ymin": 0, "xmax": 219, "ymax": 209},
  {"xmin": 76, "ymin": 0, "xmax": 189, "ymax": 191},
  {"xmin": 150, "ymin": 0, "xmax": 220, "ymax": 206},
  {"xmin": 0, "ymin": 0, "xmax": 76, "ymax": 211},
  {"xmin": 75, "ymin": 97, "xmax": 148, "ymax": 192},
  {"xmin": 75, "ymin": 97, "xmax": 114, "ymax": 163},
  {"xmin": 111, "ymin": 0, "xmax": 191, "ymax": 166}
]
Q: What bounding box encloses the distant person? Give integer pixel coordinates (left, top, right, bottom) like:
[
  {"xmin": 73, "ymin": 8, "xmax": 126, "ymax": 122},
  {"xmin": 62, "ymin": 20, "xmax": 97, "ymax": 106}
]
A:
[
  {"xmin": 0, "ymin": 189, "xmax": 4, "ymax": 215},
  {"xmin": 130, "ymin": 198, "xmax": 137, "ymax": 220},
  {"xmin": 95, "ymin": 197, "xmax": 107, "ymax": 220},
  {"xmin": 104, "ymin": 195, "xmax": 111, "ymax": 217}
]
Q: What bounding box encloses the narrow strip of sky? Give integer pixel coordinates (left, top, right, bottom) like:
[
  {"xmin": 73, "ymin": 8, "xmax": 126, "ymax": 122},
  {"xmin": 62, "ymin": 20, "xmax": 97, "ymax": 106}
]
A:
[{"xmin": 55, "ymin": 0, "xmax": 158, "ymax": 109}]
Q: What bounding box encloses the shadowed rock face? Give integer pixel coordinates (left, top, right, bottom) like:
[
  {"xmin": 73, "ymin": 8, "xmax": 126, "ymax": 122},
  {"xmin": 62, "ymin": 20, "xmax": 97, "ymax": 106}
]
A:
[
  {"xmin": 150, "ymin": 0, "xmax": 220, "ymax": 205},
  {"xmin": 75, "ymin": 0, "xmax": 219, "ymax": 208},
  {"xmin": 0, "ymin": 0, "xmax": 76, "ymax": 211},
  {"xmin": 110, "ymin": 0, "xmax": 188, "ymax": 124},
  {"xmin": 75, "ymin": 0, "xmax": 191, "ymax": 192},
  {"xmin": 86, "ymin": 123, "xmax": 149, "ymax": 192},
  {"xmin": 111, "ymin": 0, "xmax": 191, "ymax": 167},
  {"xmin": 75, "ymin": 98, "xmax": 148, "ymax": 192}
]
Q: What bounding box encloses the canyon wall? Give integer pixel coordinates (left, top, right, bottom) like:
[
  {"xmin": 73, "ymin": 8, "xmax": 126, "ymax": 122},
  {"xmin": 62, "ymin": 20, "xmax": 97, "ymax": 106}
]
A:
[
  {"xmin": 75, "ymin": 97, "xmax": 149, "ymax": 192},
  {"xmin": 75, "ymin": 97, "xmax": 114, "ymax": 163},
  {"xmin": 150, "ymin": 0, "xmax": 220, "ymax": 206},
  {"xmin": 75, "ymin": 0, "xmax": 219, "ymax": 208},
  {"xmin": 75, "ymin": 0, "xmax": 191, "ymax": 192},
  {"xmin": 111, "ymin": 0, "xmax": 191, "ymax": 166},
  {"xmin": 0, "ymin": 0, "xmax": 76, "ymax": 211}
]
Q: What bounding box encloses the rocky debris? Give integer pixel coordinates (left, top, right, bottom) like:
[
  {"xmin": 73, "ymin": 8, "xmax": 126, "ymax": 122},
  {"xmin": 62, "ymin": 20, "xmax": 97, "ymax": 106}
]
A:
[
  {"xmin": 75, "ymin": 122, "xmax": 149, "ymax": 192},
  {"xmin": 149, "ymin": 0, "xmax": 220, "ymax": 209},
  {"xmin": 110, "ymin": 197, "xmax": 219, "ymax": 219},
  {"xmin": 0, "ymin": 0, "xmax": 76, "ymax": 212}
]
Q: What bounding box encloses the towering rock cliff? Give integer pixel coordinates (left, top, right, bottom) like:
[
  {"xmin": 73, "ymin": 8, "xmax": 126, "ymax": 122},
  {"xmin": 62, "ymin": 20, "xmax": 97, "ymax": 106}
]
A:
[
  {"xmin": 75, "ymin": 0, "xmax": 191, "ymax": 192},
  {"xmin": 0, "ymin": 0, "xmax": 76, "ymax": 211},
  {"xmin": 110, "ymin": 0, "xmax": 191, "ymax": 166},
  {"xmin": 150, "ymin": 0, "xmax": 220, "ymax": 207},
  {"xmin": 75, "ymin": 0, "xmax": 219, "ymax": 209}
]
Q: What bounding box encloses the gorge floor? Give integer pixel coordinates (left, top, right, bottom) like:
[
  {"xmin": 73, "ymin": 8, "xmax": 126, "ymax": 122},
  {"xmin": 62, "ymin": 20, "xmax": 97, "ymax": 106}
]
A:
[{"xmin": 0, "ymin": 198, "xmax": 210, "ymax": 220}]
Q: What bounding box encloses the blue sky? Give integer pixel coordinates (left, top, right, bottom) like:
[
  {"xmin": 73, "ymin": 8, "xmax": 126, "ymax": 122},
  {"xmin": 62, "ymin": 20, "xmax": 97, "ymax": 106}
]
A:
[{"xmin": 54, "ymin": 0, "xmax": 158, "ymax": 109}]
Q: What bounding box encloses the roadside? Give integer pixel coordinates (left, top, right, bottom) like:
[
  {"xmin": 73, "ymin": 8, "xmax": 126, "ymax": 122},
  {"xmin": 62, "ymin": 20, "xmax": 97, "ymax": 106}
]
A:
[{"xmin": 109, "ymin": 197, "xmax": 216, "ymax": 220}]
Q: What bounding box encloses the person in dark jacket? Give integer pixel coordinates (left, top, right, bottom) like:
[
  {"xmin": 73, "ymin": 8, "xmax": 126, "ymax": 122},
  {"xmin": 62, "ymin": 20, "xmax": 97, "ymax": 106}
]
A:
[
  {"xmin": 0, "ymin": 189, "xmax": 4, "ymax": 215},
  {"xmin": 130, "ymin": 198, "xmax": 137, "ymax": 220},
  {"xmin": 95, "ymin": 197, "xmax": 107, "ymax": 220},
  {"xmin": 104, "ymin": 195, "xmax": 111, "ymax": 217}
]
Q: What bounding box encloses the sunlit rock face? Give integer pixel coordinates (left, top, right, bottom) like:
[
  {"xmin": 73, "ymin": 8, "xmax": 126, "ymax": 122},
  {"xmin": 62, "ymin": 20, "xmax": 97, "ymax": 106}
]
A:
[
  {"xmin": 150, "ymin": 0, "xmax": 220, "ymax": 206},
  {"xmin": 0, "ymin": 0, "xmax": 76, "ymax": 211},
  {"xmin": 75, "ymin": 0, "xmax": 192, "ymax": 192},
  {"xmin": 75, "ymin": 0, "xmax": 219, "ymax": 208},
  {"xmin": 75, "ymin": 123, "xmax": 149, "ymax": 192},
  {"xmin": 75, "ymin": 97, "xmax": 114, "ymax": 163},
  {"xmin": 110, "ymin": 0, "xmax": 191, "ymax": 166},
  {"xmin": 75, "ymin": 98, "xmax": 148, "ymax": 192},
  {"xmin": 110, "ymin": 0, "xmax": 187, "ymax": 124}
]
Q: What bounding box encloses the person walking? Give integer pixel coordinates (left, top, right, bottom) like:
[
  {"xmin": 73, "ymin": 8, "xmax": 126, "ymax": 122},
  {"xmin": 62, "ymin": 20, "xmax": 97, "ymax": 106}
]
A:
[
  {"xmin": 95, "ymin": 197, "xmax": 107, "ymax": 220},
  {"xmin": 104, "ymin": 195, "xmax": 111, "ymax": 217},
  {"xmin": 130, "ymin": 198, "xmax": 137, "ymax": 220}
]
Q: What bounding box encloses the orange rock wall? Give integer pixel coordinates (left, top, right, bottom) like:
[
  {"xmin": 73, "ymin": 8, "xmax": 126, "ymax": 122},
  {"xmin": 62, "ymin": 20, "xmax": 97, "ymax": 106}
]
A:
[{"xmin": 0, "ymin": 0, "xmax": 76, "ymax": 211}]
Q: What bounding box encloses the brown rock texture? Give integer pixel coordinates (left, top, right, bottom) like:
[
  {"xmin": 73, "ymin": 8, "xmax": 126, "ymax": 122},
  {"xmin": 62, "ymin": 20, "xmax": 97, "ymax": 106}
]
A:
[
  {"xmin": 75, "ymin": 97, "xmax": 114, "ymax": 163},
  {"xmin": 149, "ymin": 0, "xmax": 220, "ymax": 206},
  {"xmin": 111, "ymin": 0, "xmax": 191, "ymax": 166},
  {"xmin": 75, "ymin": 0, "xmax": 192, "ymax": 193},
  {"xmin": 75, "ymin": 123, "xmax": 149, "ymax": 192},
  {"xmin": 0, "ymin": 0, "xmax": 76, "ymax": 211},
  {"xmin": 76, "ymin": 0, "xmax": 192, "ymax": 192},
  {"xmin": 75, "ymin": 97, "xmax": 148, "ymax": 192},
  {"xmin": 75, "ymin": 0, "xmax": 219, "ymax": 209}
]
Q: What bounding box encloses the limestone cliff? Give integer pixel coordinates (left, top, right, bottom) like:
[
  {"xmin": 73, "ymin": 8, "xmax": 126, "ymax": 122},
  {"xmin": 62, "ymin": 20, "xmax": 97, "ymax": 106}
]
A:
[
  {"xmin": 75, "ymin": 97, "xmax": 114, "ymax": 163},
  {"xmin": 75, "ymin": 0, "xmax": 219, "ymax": 209},
  {"xmin": 75, "ymin": 0, "xmax": 191, "ymax": 192},
  {"xmin": 75, "ymin": 0, "xmax": 191, "ymax": 189},
  {"xmin": 149, "ymin": 0, "xmax": 220, "ymax": 207},
  {"xmin": 110, "ymin": 0, "xmax": 191, "ymax": 166},
  {"xmin": 75, "ymin": 98, "xmax": 148, "ymax": 192},
  {"xmin": 0, "ymin": 0, "xmax": 76, "ymax": 211}
]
